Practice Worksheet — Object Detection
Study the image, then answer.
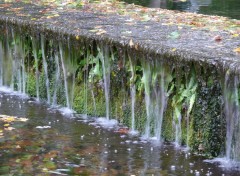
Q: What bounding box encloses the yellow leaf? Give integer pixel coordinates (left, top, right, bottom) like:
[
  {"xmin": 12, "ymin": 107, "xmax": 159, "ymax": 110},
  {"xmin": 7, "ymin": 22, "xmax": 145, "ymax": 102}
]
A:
[
  {"xmin": 171, "ymin": 48, "xmax": 177, "ymax": 52},
  {"xmin": 233, "ymin": 47, "xmax": 240, "ymax": 53},
  {"xmin": 4, "ymin": 124, "xmax": 10, "ymax": 127},
  {"xmin": 76, "ymin": 35, "xmax": 80, "ymax": 40},
  {"xmin": 232, "ymin": 34, "xmax": 239, "ymax": 38},
  {"xmin": 5, "ymin": 117, "xmax": 15, "ymax": 122}
]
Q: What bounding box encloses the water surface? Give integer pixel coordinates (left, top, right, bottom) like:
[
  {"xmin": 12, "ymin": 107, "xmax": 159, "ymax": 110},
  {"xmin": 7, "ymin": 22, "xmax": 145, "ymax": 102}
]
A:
[
  {"xmin": 123, "ymin": 0, "xmax": 240, "ymax": 19},
  {"xmin": 0, "ymin": 90, "xmax": 240, "ymax": 175}
]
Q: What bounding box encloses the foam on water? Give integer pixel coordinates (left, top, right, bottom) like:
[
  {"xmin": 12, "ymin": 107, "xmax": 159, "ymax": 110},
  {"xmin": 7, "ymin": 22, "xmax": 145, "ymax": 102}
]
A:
[
  {"xmin": 0, "ymin": 86, "xmax": 29, "ymax": 98},
  {"xmin": 204, "ymin": 157, "xmax": 240, "ymax": 170},
  {"xmin": 128, "ymin": 130, "xmax": 139, "ymax": 136},
  {"xmin": 58, "ymin": 107, "xmax": 76, "ymax": 117},
  {"xmin": 90, "ymin": 117, "xmax": 118, "ymax": 129},
  {"xmin": 36, "ymin": 126, "xmax": 51, "ymax": 129}
]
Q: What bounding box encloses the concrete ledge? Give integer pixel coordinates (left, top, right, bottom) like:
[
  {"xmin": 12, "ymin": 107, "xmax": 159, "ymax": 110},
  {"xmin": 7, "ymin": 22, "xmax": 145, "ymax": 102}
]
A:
[{"xmin": 0, "ymin": 2, "xmax": 239, "ymax": 73}]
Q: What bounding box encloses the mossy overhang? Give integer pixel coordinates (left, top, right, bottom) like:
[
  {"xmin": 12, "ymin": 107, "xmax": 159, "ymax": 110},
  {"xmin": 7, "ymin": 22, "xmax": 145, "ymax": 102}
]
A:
[{"xmin": 0, "ymin": 2, "xmax": 239, "ymax": 73}]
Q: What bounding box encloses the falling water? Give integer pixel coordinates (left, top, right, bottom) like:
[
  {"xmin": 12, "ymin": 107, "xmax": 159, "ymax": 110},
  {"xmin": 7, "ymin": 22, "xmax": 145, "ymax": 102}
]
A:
[
  {"xmin": 32, "ymin": 37, "xmax": 40, "ymax": 101},
  {"xmin": 52, "ymin": 52, "xmax": 61, "ymax": 106},
  {"xmin": 59, "ymin": 43, "xmax": 71, "ymax": 109},
  {"xmin": 41, "ymin": 35, "xmax": 51, "ymax": 104},
  {"xmin": 175, "ymin": 114, "xmax": 182, "ymax": 147},
  {"xmin": 131, "ymin": 85, "xmax": 136, "ymax": 131},
  {"xmin": 142, "ymin": 62, "xmax": 152, "ymax": 139},
  {"xmin": 154, "ymin": 68, "xmax": 165, "ymax": 141},
  {"xmin": 1, "ymin": 39, "xmax": 13, "ymax": 87},
  {"xmin": 129, "ymin": 57, "xmax": 136, "ymax": 132},
  {"xmin": 99, "ymin": 45, "xmax": 111, "ymax": 120},
  {"xmin": 12, "ymin": 31, "xmax": 25, "ymax": 93},
  {"xmin": 21, "ymin": 53, "xmax": 26, "ymax": 94},
  {"xmin": 59, "ymin": 41, "xmax": 77, "ymax": 110},
  {"xmin": 223, "ymin": 72, "xmax": 240, "ymax": 161},
  {"xmin": 84, "ymin": 50, "xmax": 89, "ymax": 114},
  {"xmin": 0, "ymin": 41, "xmax": 3, "ymax": 86}
]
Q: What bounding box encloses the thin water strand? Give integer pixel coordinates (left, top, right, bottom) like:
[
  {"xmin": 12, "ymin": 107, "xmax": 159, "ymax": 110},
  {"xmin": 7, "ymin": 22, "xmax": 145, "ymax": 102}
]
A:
[
  {"xmin": 99, "ymin": 45, "xmax": 111, "ymax": 120},
  {"xmin": 59, "ymin": 43, "xmax": 70, "ymax": 109},
  {"xmin": 52, "ymin": 52, "xmax": 61, "ymax": 106},
  {"xmin": 32, "ymin": 37, "xmax": 40, "ymax": 101},
  {"xmin": 41, "ymin": 35, "xmax": 51, "ymax": 104}
]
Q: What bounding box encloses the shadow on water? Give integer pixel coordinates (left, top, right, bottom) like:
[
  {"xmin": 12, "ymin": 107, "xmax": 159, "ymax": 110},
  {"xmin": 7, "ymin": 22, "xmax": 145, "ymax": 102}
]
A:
[
  {"xmin": 122, "ymin": 0, "xmax": 240, "ymax": 19},
  {"xmin": 0, "ymin": 91, "xmax": 240, "ymax": 175}
]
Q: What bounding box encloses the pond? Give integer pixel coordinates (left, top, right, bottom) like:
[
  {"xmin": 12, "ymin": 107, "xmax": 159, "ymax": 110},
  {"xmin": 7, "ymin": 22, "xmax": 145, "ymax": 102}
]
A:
[
  {"xmin": 0, "ymin": 90, "xmax": 240, "ymax": 175},
  {"xmin": 122, "ymin": 0, "xmax": 240, "ymax": 19}
]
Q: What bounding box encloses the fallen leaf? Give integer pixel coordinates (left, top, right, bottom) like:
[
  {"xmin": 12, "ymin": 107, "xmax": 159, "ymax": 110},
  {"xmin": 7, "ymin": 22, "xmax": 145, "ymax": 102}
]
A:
[
  {"xmin": 4, "ymin": 124, "xmax": 10, "ymax": 127},
  {"xmin": 232, "ymin": 34, "xmax": 239, "ymax": 38},
  {"xmin": 214, "ymin": 35, "xmax": 222, "ymax": 42},
  {"xmin": 171, "ymin": 48, "xmax": 177, "ymax": 52},
  {"xmin": 115, "ymin": 128, "xmax": 129, "ymax": 134},
  {"xmin": 5, "ymin": 127, "xmax": 15, "ymax": 131},
  {"xmin": 96, "ymin": 29, "xmax": 106, "ymax": 35},
  {"xmin": 233, "ymin": 47, "xmax": 240, "ymax": 53}
]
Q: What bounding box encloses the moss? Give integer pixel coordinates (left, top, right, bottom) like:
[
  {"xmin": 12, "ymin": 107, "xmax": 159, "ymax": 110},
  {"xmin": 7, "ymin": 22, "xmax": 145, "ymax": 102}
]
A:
[
  {"xmin": 26, "ymin": 72, "xmax": 37, "ymax": 97},
  {"xmin": 162, "ymin": 100, "xmax": 174, "ymax": 142},
  {"xmin": 189, "ymin": 76, "xmax": 225, "ymax": 157}
]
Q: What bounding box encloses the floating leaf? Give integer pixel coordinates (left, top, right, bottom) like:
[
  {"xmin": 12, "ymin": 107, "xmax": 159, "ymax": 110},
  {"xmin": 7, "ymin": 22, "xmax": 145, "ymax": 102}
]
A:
[
  {"xmin": 4, "ymin": 124, "xmax": 10, "ymax": 127},
  {"xmin": 96, "ymin": 29, "xmax": 106, "ymax": 35},
  {"xmin": 5, "ymin": 127, "xmax": 15, "ymax": 131},
  {"xmin": 214, "ymin": 35, "xmax": 222, "ymax": 42},
  {"xmin": 233, "ymin": 47, "xmax": 240, "ymax": 53},
  {"xmin": 232, "ymin": 34, "xmax": 239, "ymax": 37},
  {"xmin": 89, "ymin": 29, "xmax": 99, "ymax": 33}
]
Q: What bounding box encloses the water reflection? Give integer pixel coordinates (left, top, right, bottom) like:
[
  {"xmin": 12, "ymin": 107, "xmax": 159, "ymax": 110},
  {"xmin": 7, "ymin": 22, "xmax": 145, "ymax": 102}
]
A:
[
  {"xmin": 0, "ymin": 91, "xmax": 240, "ymax": 175},
  {"xmin": 123, "ymin": 0, "xmax": 240, "ymax": 19}
]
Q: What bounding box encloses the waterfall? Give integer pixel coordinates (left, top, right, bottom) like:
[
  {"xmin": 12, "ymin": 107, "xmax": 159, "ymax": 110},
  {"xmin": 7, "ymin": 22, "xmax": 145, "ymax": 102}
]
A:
[
  {"xmin": 154, "ymin": 68, "xmax": 165, "ymax": 141},
  {"xmin": 59, "ymin": 43, "xmax": 71, "ymax": 109},
  {"xmin": 41, "ymin": 35, "xmax": 51, "ymax": 104},
  {"xmin": 129, "ymin": 56, "xmax": 136, "ymax": 132},
  {"xmin": 223, "ymin": 72, "xmax": 240, "ymax": 161},
  {"xmin": 21, "ymin": 53, "xmax": 26, "ymax": 94},
  {"xmin": 174, "ymin": 114, "xmax": 182, "ymax": 147},
  {"xmin": 131, "ymin": 84, "xmax": 136, "ymax": 131},
  {"xmin": 142, "ymin": 62, "xmax": 152, "ymax": 139},
  {"xmin": 99, "ymin": 45, "xmax": 111, "ymax": 120},
  {"xmin": 0, "ymin": 42, "xmax": 3, "ymax": 86},
  {"xmin": 59, "ymin": 41, "xmax": 77, "ymax": 110},
  {"xmin": 52, "ymin": 52, "xmax": 61, "ymax": 106},
  {"xmin": 32, "ymin": 37, "xmax": 40, "ymax": 101}
]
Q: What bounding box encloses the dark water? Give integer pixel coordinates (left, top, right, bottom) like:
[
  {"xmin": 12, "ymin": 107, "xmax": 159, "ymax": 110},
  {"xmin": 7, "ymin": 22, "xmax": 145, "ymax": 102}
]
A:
[
  {"xmin": 0, "ymin": 90, "xmax": 240, "ymax": 175},
  {"xmin": 123, "ymin": 0, "xmax": 240, "ymax": 19}
]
